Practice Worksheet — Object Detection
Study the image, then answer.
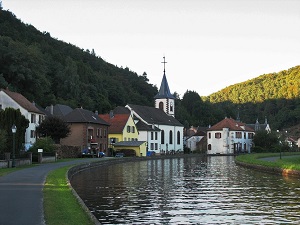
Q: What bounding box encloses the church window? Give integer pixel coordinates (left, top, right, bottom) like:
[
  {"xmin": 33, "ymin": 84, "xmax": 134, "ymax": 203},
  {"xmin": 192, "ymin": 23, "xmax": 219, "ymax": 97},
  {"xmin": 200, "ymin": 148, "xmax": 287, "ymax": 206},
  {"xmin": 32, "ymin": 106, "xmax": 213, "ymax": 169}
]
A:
[
  {"xmin": 169, "ymin": 130, "xmax": 173, "ymax": 144},
  {"xmin": 177, "ymin": 131, "xmax": 180, "ymax": 144},
  {"xmin": 170, "ymin": 101, "xmax": 173, "ymax": 112},
  {"xmin": 159, "ymin": 102, "xmax": 164, "ymax": 110},
  {"xmin": 208, "ymin": 144, "xmax": 212, "ymax": 150},
  {"xmin": 161, "ymin": 130, "xmax": 165, "ymax": 144}
]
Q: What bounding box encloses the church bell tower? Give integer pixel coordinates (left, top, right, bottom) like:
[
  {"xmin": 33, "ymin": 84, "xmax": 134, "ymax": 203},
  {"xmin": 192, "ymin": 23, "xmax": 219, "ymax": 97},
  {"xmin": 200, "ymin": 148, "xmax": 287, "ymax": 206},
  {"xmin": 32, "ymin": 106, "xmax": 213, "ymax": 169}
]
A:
[{"xmin": 154, "ymin": 56, "xmax": 175, "ymax": 117}]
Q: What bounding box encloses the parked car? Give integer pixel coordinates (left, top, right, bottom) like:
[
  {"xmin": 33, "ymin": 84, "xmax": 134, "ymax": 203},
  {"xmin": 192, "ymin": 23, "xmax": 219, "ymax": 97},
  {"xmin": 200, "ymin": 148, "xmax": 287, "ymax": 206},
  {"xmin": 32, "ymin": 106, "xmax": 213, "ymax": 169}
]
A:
[
  {"xmin": 98, "ymin": 152, "xmax": 105, "ymax": 158},
  {"xmin": 115, "ymin": 153, "xmax": 124, "ymax": 158}
]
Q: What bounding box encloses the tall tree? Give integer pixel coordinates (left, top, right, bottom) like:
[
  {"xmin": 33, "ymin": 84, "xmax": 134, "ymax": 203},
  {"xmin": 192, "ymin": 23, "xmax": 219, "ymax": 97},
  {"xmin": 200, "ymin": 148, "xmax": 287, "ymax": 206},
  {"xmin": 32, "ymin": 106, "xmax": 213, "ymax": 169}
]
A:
[{"xmin": 0, "ymin": 107, "xmax": 29, "ymax": 153}]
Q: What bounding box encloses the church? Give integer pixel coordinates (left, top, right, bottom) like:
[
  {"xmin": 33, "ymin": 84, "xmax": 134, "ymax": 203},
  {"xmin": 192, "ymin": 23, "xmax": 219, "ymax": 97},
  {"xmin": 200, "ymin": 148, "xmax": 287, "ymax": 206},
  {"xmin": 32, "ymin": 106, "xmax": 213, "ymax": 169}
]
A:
[{"xmin": 125, "ymin": 57, "xmax": 184, "ymax": 154}]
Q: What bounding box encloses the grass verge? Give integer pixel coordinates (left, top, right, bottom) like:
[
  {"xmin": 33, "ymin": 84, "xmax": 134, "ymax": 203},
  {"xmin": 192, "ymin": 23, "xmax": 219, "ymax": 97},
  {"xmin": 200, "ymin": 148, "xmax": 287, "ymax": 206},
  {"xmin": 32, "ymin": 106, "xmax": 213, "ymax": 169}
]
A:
[
  {"xmin": 43, "ymin": 166, "xmax": 94, "ymax": 225},
  {"xmin": 0, "ymin": 164, "xmax": 37, "ymax": 177},
  {"xmin": 235, "ymin": 152, "xmax": 300, "ymax": 171}
]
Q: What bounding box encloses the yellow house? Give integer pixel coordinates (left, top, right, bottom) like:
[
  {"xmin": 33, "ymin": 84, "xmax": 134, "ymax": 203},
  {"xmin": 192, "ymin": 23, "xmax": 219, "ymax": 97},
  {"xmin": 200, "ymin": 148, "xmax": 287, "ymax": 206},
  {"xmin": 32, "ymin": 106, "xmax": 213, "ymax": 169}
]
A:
[{"xmin": 99, "ymin": 110, "xmax": 145, "ymax": 156}]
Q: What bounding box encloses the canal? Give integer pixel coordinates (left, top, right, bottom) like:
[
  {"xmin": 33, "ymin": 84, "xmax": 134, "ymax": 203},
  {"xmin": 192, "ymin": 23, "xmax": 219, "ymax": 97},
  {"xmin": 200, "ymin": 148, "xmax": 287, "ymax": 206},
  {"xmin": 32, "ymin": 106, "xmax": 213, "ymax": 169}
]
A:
[{"xmin": 71, "ymin": 156, "xmax": 300, "ymax": 224}]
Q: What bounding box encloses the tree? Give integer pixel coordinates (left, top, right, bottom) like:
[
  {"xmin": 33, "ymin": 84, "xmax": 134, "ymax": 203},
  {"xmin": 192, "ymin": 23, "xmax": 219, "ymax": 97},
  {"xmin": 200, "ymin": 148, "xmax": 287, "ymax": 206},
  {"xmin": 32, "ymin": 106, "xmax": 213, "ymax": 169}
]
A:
[
  {"xmin": 0, "ymin": 129, "xmax": 7, "ymax": 154},
  {"xmin": 0, "ymin": 107, "xmax": 29, "ymax": 153},
  {"xmin": 252, "ymin": 130, "xmax": 279, "ymax": 152},
  {"xmin": 37, "ymin": 116, "xmax": 70, "ymax": 144}
]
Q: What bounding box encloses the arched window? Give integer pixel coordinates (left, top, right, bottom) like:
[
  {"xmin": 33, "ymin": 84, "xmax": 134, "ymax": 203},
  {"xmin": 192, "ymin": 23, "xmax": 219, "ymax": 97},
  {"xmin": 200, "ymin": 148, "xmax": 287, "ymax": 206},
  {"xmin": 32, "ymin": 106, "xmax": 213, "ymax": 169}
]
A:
[
  {"xmin": 177, "ymin": 131, "xmax": 180, "ymax": 144},
  {"xmin": 170, "ymin": 101, "xmax": 173, "ymax": 112},
  {"xmin": 208, "ymin": 144, "xmax": 212, "ymax": 150},
  {"xmin": 161, "ymin": 130, "xmax": 165, "ymax": 144},
  {"xmin": 159, "ymin": 102, "xmax": 164, "ymax": 110},
  {"xmin": 169, "ymin": 130, "xmax": 173, "ymax": 144}
]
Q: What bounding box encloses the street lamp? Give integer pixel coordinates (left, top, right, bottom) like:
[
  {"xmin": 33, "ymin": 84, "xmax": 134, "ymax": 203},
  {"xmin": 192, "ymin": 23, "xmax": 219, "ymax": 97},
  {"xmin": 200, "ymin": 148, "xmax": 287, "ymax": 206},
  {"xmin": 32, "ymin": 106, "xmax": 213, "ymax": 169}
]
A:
[{"xmin": 11, "ymin": 124, "xmax": 17, "ymax": 168}]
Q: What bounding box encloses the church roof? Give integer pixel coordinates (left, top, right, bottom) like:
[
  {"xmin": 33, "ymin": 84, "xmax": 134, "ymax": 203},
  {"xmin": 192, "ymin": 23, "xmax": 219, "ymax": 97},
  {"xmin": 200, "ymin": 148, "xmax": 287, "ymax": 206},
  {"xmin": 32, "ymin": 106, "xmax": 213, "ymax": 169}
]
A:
[
  {"xmin": 154, "ymin": 73, "xmax": 175, "ymax": 99},
  {"xmin": 135, "ymin": 120, "xmax": 161, "ymax": 131},
  {"xmin": 127, "ymin": 104, "xmax": 183, "ymax": 126}
]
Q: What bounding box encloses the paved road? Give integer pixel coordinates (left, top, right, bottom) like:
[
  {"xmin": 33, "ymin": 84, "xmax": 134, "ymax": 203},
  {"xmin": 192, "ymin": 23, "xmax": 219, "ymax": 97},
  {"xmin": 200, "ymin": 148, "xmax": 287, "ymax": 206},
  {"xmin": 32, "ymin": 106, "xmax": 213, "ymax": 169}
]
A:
[{"xmin": 0, "ymin": 158, "xmax": 102, "ymax": 225}]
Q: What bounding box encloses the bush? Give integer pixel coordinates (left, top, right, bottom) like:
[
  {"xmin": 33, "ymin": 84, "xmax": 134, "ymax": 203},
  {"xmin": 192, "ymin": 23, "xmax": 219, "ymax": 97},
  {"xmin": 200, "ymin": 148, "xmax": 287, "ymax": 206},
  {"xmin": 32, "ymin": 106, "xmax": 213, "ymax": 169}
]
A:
[{"xmin": 29, "ymin": 137, "xmax": 55, "ymax": 153}]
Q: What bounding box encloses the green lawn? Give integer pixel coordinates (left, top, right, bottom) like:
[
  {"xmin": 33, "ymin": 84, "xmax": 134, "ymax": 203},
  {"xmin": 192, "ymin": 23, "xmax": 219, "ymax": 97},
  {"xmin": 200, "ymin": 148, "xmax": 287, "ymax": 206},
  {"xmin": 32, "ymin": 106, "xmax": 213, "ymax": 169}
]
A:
[
  {"xmin": 43, "ymin": 166, "xmax": 95, "ymax": 225},
  {"xmin": 235, "ymin": 152, "xmax": 300, "ymax": 171}
]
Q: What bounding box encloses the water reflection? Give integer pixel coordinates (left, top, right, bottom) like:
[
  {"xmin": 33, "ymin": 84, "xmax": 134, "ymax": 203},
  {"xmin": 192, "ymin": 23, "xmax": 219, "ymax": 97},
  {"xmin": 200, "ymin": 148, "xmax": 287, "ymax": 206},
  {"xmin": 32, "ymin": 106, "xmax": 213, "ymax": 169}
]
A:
[{"xmin": 71, "ymin": 156, "xmax": 300, "ymax": 224}]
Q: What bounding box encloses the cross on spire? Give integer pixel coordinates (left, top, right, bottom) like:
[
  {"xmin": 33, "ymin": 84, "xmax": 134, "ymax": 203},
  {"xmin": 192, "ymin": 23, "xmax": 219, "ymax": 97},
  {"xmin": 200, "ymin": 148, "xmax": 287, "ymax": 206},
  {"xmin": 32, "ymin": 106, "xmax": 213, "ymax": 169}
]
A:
[{"xmin": 161, "ymin": 56, "xmax": 167, "ymax": 73}]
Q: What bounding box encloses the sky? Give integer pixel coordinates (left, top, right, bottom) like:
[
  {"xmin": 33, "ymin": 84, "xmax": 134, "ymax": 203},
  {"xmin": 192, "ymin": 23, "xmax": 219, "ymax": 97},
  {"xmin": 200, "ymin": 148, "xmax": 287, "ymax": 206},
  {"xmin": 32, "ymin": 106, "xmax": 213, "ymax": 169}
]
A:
[{"xmin": 2, "ymin": 0, "xmax": 300, "ymax": 97}]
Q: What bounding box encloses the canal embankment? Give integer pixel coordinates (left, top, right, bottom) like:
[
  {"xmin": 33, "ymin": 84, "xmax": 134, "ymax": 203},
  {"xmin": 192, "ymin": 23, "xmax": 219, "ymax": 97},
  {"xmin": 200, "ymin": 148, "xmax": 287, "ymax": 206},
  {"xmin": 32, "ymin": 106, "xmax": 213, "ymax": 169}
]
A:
[{"xmin": 235, "ymin": 152, "xmax": 300, "ymax": 177}]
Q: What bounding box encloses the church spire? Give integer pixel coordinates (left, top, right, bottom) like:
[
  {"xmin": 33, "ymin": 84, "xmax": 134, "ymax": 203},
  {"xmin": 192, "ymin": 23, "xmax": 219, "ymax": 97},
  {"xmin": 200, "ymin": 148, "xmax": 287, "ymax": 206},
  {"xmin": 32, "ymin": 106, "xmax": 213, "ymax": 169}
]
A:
[{"xmin": 154, "ymin": 56, "xmax": 175, "ymax": 100}]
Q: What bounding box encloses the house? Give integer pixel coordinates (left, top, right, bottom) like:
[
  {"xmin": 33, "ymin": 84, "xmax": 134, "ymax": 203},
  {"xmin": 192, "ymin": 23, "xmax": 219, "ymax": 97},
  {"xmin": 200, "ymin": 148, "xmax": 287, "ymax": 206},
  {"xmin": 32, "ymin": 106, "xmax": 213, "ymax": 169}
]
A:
[
  {"xmin": 247, "ymin": 117, "xmax": 271, "ymax": 133},
  {"xmin": 60, "ymin": 108, "xmax": 110, "ymax": 155},
  {"xmin": 0, "ymin": 88, "xmax": 45, "ymax": 149},
  {"xmin": 207, "ymin": 117, "xmax": 255, "ymax": 154},
  {"xmin": 125, "ymin": 61, "xmax": 184, "ymax": 154},
  {"xmin": 186, "ymin": 130, "xmax": 206, "ymax": 153},
  {"xmin": 99, "ymin": 109, "xmax": 146, "ymax": 156}
]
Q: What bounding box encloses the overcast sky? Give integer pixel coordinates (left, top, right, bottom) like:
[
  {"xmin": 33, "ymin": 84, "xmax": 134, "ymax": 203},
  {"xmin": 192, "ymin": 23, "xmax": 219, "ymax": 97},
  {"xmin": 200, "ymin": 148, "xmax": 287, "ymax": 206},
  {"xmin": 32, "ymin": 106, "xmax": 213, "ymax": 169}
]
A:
[{"xmin": 3, "ymin": 0, "xmax": 300, "ymax": 97}]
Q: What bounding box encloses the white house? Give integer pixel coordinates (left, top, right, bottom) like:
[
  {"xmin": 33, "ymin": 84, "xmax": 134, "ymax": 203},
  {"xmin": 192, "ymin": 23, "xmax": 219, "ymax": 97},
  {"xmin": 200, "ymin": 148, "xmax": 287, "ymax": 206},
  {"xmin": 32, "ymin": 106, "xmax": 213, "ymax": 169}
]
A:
[
  {"xmin": 0, "ymin": 88, "xmax": 45, "ymax": 149},
  {"xmin": 207, "ymin": 117, "xmax": 255, "ymax": 154}
]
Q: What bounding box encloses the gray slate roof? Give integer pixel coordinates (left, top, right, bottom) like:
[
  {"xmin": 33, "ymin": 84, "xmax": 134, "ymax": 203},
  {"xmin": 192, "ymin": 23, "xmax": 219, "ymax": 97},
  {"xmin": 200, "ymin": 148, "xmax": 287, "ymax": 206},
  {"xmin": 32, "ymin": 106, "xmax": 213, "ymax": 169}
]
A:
[
  {"xmin": 127, "ymin": 104, "xmax": 183, "ymax": 127},
  {"xmin": 135, "ymin": 120, "xmax": 161, "ymax": 131},
  {"xmin": 45, "ymin": 104, "xmax": 73, "ymax": 118},
  {"xmin": 63, "ymin": 108, "xmax": 110, "ymax": 125},
  {"xmin": 154, "ymin": 73, "xmax": 175, "ymax": 99}
]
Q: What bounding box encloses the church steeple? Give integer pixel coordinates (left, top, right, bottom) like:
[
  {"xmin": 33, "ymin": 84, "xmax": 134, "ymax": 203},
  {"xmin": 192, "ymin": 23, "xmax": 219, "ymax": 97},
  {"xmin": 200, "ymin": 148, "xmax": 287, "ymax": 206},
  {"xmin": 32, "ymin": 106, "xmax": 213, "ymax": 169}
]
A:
[
  {"xmin": 154, "ymin": 56, "xmax": 175, "ymax": 117},
  {"xmin": 154, "ymin": 56, "xmax": 175, "ymax": 100}
]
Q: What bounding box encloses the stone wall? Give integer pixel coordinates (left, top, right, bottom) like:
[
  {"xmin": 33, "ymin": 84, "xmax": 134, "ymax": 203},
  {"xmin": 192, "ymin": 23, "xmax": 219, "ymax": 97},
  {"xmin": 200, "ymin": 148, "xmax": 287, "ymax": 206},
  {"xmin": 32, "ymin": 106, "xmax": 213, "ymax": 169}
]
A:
[{"xmin": 54, "ymin": 145, "xmax": 82, "ymax": 159}]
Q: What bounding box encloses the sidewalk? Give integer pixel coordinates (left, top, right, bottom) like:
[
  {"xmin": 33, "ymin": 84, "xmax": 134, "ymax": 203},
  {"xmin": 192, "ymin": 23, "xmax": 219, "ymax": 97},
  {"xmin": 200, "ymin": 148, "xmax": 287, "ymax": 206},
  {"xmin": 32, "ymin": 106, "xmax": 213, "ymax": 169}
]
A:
[{"xmin": 0, "ymin": 158, "xmax": 102, "ymax": 225}]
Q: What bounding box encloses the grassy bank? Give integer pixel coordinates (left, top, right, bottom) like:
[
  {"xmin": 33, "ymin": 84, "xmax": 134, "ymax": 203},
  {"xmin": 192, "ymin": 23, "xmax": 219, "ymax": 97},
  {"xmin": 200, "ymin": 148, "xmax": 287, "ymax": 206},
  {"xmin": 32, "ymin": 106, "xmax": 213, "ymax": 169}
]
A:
[
  {"xmin": 43, "ymin": 165, "xmax": 94, "ymax": 225},
  {"xmin": 235, "ymin": 152, "xmax": 300, "ymax": 171}
]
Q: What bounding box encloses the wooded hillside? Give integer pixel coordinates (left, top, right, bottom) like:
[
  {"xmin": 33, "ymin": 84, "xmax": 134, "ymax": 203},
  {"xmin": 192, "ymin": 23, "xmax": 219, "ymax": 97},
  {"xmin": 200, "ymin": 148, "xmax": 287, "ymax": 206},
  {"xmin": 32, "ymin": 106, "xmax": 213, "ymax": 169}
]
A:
[
  {"xmin": 1, "ymin": 8, "xmax": 300, "ymax": 133},
  {"xmin": 0, "ymin": 9, "xmax": 157, "ymax": 112},
  {"xmin": 208, "ymin": 66, "xmax": 300, "ymax": 104}
]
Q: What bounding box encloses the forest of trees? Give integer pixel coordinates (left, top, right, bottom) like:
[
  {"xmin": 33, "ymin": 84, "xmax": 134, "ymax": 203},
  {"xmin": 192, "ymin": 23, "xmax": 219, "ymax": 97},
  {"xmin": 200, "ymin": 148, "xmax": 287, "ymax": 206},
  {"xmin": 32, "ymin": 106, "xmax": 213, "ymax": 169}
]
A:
[{"xmin": 1, "ymin": 8, "xmax": 300, "ymax": 135}]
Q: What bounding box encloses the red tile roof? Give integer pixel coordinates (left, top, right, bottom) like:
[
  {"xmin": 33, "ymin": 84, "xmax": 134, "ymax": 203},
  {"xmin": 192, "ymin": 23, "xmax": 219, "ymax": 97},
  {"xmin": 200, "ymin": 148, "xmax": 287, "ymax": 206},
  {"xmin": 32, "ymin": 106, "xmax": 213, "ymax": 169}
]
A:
[
  {"xmin": 99, "ymin": 114, "xmax": 130, "ymax": 134},
  {"xmin": 1, "ymin": 89, "xmax": 43, "ymax": 114},
  {"xmin": 208, "ymin": 117, "xmax": 254, "ymax": 132}
]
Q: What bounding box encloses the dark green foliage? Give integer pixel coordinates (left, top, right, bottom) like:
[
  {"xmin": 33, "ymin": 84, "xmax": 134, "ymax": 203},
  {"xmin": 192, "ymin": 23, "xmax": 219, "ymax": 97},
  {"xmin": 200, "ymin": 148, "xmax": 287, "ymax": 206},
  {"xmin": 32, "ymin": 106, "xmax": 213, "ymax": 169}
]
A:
[
  {"xmin": 28, "ymin": 137, "xmax": 55, "ymax": 153},
  {"xmin": 0, "ymin": 9, "xmax": 157, "ymax": 111},
  {"xmin": 252, "ymin": 131, "xmax": 279, "ymax": 152},
  {"xmin": 0, "ymin": 108, "xmax": 29, "ymax": 153},
  {"xmin": 1, "ymin": 8, "xmax": 300, "ymax": 132},
  {"xmin": 37, "ymin": 117, "xmax": 70, "ymax": 144},
  {"xmin": 0, "ymin": 129, "xmax": 7, "ymax": 154}
]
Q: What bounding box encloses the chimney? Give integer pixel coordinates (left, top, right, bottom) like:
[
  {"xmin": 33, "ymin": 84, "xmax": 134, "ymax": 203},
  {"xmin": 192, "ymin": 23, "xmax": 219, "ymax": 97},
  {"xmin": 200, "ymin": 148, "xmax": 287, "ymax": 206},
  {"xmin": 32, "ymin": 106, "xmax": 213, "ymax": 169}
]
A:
[
  {"xmin": 95, "ymin": 110, "xmax": 98, "ymax": 115},
  {"xmin": 109, "ymin": 110, "xmax": 114, "ymax": 119}
]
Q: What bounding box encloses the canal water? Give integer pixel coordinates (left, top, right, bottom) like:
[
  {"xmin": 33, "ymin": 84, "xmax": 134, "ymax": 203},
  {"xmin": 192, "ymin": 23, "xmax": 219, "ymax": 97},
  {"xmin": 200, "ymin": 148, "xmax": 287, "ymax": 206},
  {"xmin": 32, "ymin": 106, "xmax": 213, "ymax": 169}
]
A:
[{"xmin": 71, "ymin": 156, "xmax": 300, "ymax": 224}]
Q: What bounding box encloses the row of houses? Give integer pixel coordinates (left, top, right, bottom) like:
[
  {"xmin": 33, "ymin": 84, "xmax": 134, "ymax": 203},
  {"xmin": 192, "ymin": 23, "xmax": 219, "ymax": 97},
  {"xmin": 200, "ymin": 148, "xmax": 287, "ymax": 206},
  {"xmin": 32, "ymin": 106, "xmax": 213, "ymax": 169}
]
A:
[
  {"xmin": 2, "ymin": 61, "xmax": 292, "ymax": 156},
  {"xmin": 0, "ymin": 67, "xmax": 185, "ymax": 157}
]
